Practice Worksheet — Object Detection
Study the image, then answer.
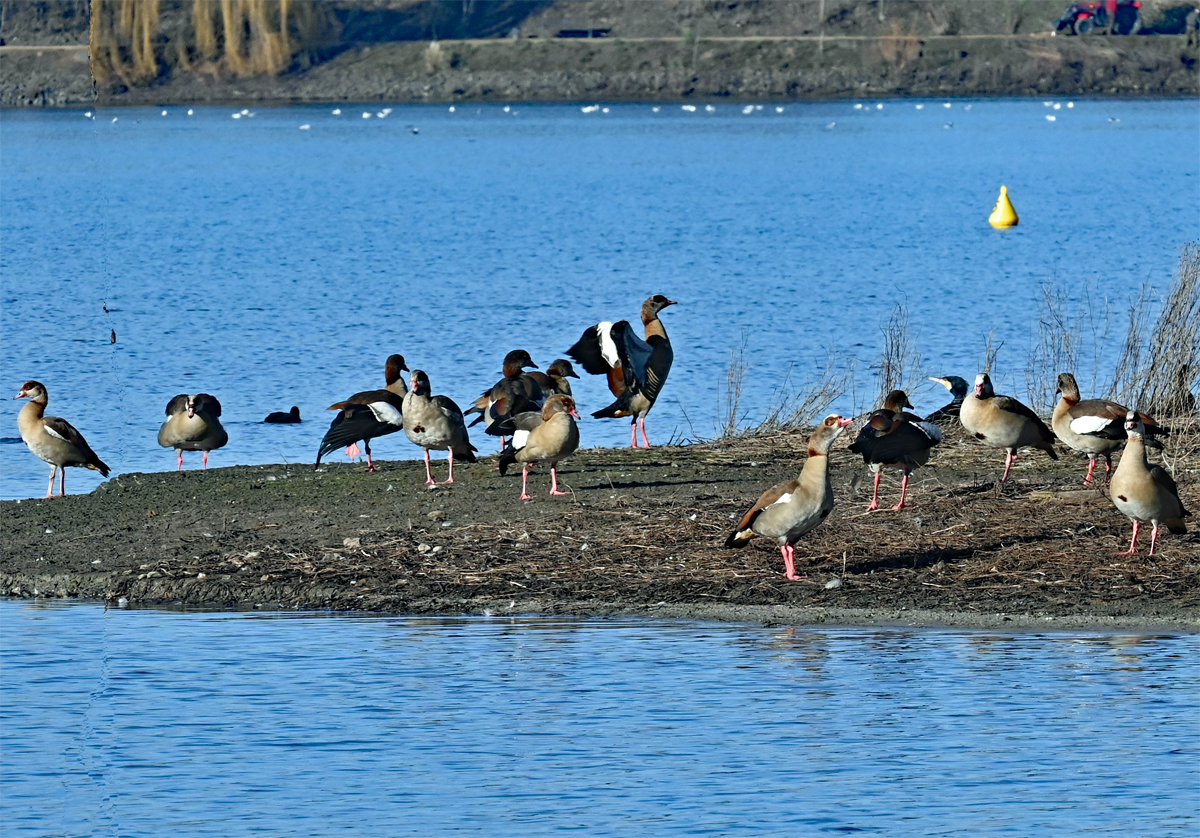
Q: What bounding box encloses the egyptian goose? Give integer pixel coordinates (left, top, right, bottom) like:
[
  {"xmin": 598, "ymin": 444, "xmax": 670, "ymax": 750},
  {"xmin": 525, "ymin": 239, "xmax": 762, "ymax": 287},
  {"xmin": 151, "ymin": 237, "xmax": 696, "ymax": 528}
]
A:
[
  {"xmin": 402, "ymin": 369, "xmax": 478, "ymax": 485},
  {"xmin": 925, "ymin": 375, "xmax": 969, "ymax": 424},
  {"xmin": 14, "ymin": 380, "xmax": 110, "ymax": 498},
  {"xmin": 158, "ymin": 393, "xmax": 229, "ymax": 470},
  {"xmin": 1053, "ymin": 372, "xmax": 1167, "ymax": 486},
  {"xmin": 497, "ymin": 395, "xmax": 581, "ymax": 500},
  {"xmin": 724, "ymin": 415, "xmax": 853, "ymax": 580},
  {"xmin": 264, "ymin": 406, "xmax": 301, "ymax": 424},
  {"xmin": 566, "ymin": 294, "xmax": 676, "ymax": 448},
  {"xmin": 1109, "ymin": 411, "xmax": 1190, "ymax": 555},
  {"xmin": 465, "ymin": 349, "xmax": 544, "ymax": 446},
  {"xmin": 848, "ymin": 390, "xmax": 942, "ymax": 511},
  {"xmin": 315, "ymin": 386, "xmax": 404, "ymax": 472},
  {"xmin": 959, "ymin": 373, "xmax": 1057, "ymax": 482},
  {"xmin": 528, "ymin": 359, "xmax": 580, "ymax": 398}
]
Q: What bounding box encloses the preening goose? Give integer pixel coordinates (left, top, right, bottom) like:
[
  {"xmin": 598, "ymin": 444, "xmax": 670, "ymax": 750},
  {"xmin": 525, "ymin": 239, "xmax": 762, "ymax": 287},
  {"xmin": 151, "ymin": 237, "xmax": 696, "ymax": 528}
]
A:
[
  {"xmin": 158, "ymin": 393, "xmax": 229, "ymax": 470},
  {"xmin": 724, "ymin": 415, "xmax": 853, "ymax": 580},
  {"xmin": 15, "ymin": 380, "xmax": 110, "ymax": 497},
  {"xmin": 498, "ymin": 394, "xmax": 581, "ymax": 500},
  {"xmin": 848, "ymin": 390, "xmax": 942, "ymax": 511},
  {"xmin": 402, "ymin": 369, "xmax": 477, "ymax": 485},
  {"xmin": 465, "ymin": 349, "xmax": 544, "ymax": 447},
  {"xmin": 959, "ymin": 373, "xmax": 1057, "ymax": 482},
  {"xmin": 316, "ymin": 387, "xmax": 405, "ymax": 473},
  {"xmin": 1053, "ymin": 372, "xmax": 1166, "ymax": 486},
  {"xmin": 926, "ymin": 375, "xmax": 969, "ymax": 424},
  {"xmin": 1109, "ymin": 411, "xmax": 1190, "ymax": 555},
  {"xmin": 566, "ymin": 294, "xmax": 676, "ymax": 448}
]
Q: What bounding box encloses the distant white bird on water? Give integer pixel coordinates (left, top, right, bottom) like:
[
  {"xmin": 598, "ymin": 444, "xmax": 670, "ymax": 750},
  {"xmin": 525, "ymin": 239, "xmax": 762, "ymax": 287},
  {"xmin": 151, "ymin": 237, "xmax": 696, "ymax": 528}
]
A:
[
  {"xmin": 1066, "ymin": 102, "xmax": 1074, "ymax": 108},
  {"xmin": 755, "ymin": 104, "xmax": 763, "ymax": 110},
  {"xmin": 411, "ymin": 126, "xmax": 419, "ymax": 134},
  {"xmin": 775, "ymin": 106, "xmax": 784, "ymax": 113},
  {"xmin": 161, "ymin": 109, "xmax": 168, "ymax": 116},
  {"xmin": 601, "ymin": 107, "xmax": 609, "ymax": 113},
  {"xmin": 332, "ymin": 108, "xmax": 342, "ymax": 115},
  {"xmin": 682, "ymin": 104, "xmax": 696, "ymax": 112},
  {"xmin": 187, "ymin": 109, "xmax": 193, "ymax": 115},
  {"xmin": 232, "ymin": 113, "xmax": 242, "ymax": 119},
  {"xmin": 853, "ymin": 103, "xmax": 863, "ymax": 110},
  {"xmin": 362, "ymin": 112, "xmax": 371, "ymax": 118},
  {"xmin": 84, "ymin": 111, "xmax": 92, "ymax": 117},
  {"xmin": 449, "ymin": 105, "xmax": 455, "ymax": 112},
  {"xmin": 963, "ymin": 104, "xmax": 972, "ymax": 110},
  {"xmin": 943, "ymin": 122, "xmax": 953, "ymax": 129},
  {"xmin": 1046, "ymin": 115, "xmax": 1056, "ymax": 122},
  {"xmin": 1107, "ymin": 117, "xmax": 1121, "ymax": 124},
  {"xmin": 652, "ymin": 106, "xmax": 660, "ymax": 113},
  {"xmin": 112, "ymin": 117, "xmax": 118, "ymax": 123},
  {"xmin": 742, "ymin": 104, "xmax": 754, "ymax": 115},
  {"xmin": 915, "ymin": 103, "xmax": 924, "ymax": 109},
  {"xmin": 825, "ymin": 122, "xmax": 836, "ymax": 129},
  {"xmin": 299, "ymin": 124, "xmax": 311, "ymax": 130},
  {"xmin": 503, "ymin": 105, "xmax": 511, "ymax": 113},
  {"xmin": 876, "ymin": 103, "xmax": 883, "ymax": 109},
  {"xmin": 943, "ymin": 102, "xmax": 952, "ymax": 108},
  {"xmin": 705, "ymin": 104, "xmax": 716, "ymax": 112},
  {"xmin": 1053, "ymin": 103, "xmax": 1061, "ymax": 110}
]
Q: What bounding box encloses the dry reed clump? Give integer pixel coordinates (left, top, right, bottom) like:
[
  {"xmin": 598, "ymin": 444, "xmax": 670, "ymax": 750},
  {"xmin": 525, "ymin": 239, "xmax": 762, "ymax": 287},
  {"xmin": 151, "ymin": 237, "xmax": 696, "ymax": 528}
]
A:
[
  {"xmin": 90, "ymin": 0, "xmax": 328, "ymax": 85},
  {"xmin": 424, "ymin": 40, "xmax": 449, "ymax": 74},
  {"xmin": 877, "ymin": 19, "xmax": 921, "ymax": 69},
  {"xmin": 873, "ymin": 303, "xmax": 923, "ymax": 406}
]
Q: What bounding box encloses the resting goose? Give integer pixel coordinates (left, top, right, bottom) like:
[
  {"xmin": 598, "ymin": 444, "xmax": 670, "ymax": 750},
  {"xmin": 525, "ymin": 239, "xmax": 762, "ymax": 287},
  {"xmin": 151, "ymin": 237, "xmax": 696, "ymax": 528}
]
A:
[
  {"xmin": 1053, "ymin": 372, "xmax": 1166, "ymax": 486},
  {"xmin": 402, "ymin": 369, "xmax": 478, "ymax": 485},
  {"xmin": 1109, "ymin": 411, "xmax": 1189, "ymax": 555},
  {"xmin": 566, "ymin": 294, "xmax": 676, "ymax": 448},
  {"xmin": 15, "ymin": 380, "xmax": 110, "ymax": 498},
  {"xmin": 960, "ymin": 373, "xmax": 1057, "ymax": 482},
  {"xmin": 724, "ymin": 415, "xmax": 853, "ymax": 580},
  {"xmin": 158, "ymin": 393, "xmax": 229, "ymax": 470},
  {"xmin": 527, "ymin": 359, "xmax": 580, "ymax": 398},
  {"xmin": 848, "ymin": 390, "xmax": 942, "ymax": 511},
  {"xmin": 264, "ymin": 406, "xmax": 301, "ymax": 424},
  {"xmin": 465, "ymin": 349, "xmax": 544, "ymax": 446},
  {"xmin": 926, "ymin": 375, "xmax": 969, "ymax": 424},
  {"xmin": 498, "ymin": 395, "xmax": 581, "ymax": 500}
]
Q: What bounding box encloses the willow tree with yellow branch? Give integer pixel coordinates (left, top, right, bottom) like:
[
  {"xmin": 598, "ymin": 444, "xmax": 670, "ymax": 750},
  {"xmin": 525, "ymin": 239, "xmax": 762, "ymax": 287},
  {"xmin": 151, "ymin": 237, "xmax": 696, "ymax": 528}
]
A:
[{"xmin": 90, "ymin": 0, "xmax": 320, "ymax": 85}]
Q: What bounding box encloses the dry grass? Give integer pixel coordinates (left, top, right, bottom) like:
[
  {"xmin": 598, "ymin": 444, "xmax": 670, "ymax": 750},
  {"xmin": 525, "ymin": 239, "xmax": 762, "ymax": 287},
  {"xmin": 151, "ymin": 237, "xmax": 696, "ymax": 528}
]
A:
[{"xmin": 874, "ymin": 303, "xmax": 923, "ymax": 405}]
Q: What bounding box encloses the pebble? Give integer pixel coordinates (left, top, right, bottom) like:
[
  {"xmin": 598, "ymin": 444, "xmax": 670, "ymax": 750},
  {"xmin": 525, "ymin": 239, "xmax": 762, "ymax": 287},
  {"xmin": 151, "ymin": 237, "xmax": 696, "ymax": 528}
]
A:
[{"xmin": 825, "ymin": 578, "xmax": 843, "ymax": 589}]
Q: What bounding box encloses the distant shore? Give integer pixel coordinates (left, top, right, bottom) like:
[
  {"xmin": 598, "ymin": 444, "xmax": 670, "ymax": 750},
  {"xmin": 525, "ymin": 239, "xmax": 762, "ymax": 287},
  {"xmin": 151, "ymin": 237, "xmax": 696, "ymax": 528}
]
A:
[
  {"xmin": 2, "ymin": 34, "xmax": 1196, "ymax": 108},
  {"xmin": 3, "ymin": 429, "xmax": 1196, "ymax": 630}
]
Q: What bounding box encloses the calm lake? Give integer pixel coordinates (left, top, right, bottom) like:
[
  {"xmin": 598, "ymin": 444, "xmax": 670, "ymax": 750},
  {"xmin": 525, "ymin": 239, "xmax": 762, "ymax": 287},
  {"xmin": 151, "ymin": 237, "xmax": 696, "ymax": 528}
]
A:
[
  {"xmin": 1, "ymin": 98, "xmax": 1196, "ymax": 498},
  {"xmin": 1, "ymin": 601, "xmax": 1197, "ymax": 836}
]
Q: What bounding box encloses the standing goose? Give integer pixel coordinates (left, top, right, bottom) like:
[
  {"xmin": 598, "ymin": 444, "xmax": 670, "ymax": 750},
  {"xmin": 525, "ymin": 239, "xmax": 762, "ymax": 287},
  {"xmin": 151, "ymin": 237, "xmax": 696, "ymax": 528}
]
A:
[
  {"xmin": 318, "ymin": 354, "xmax": 408, "ymax": 467},
  {"xmin": 498, "ymin": 395, "xmax": 581, "ymax": 500},
  {"xmin": 925, "ymin": 375, "xmax": 969, "ymax": 424},
  {"xmin": 724, "ymin": 415, "xmax": 853, "ymax": 580},
  {"xmin": 1109, "ymin": 411, "xmax": 1189, "ymax": 555},
  {"xmin": 465, "ymin": 349, "xmax": 544, "ymax": 447},
  {"xmin": 158, "ymin": 393, "xmax": 229, "ymax": 470},
  {"xmin": 959, "ymin": 373, "xmax": 1057, "ymax": 482},
  {"xmin": 849, "ymin": 390, "xmax": 942, "ymax": 511},
  {"xmin": 14, "ymin": 380, "xmax": 110, "ymax": 498},
  {"xmin": 566, "ymin": 294, "xmax": 676, "ymax": 448},
  {"xmin": 527, "ymin": 358, "xmax": 581, "ymax": 398},
  {"xmin": 402, "ymin": 369, "xmax": 478, "ymax": 485},
  {"xmin": 1053, "ymin": 372, "xmax": 1167, "ymax": 486}
]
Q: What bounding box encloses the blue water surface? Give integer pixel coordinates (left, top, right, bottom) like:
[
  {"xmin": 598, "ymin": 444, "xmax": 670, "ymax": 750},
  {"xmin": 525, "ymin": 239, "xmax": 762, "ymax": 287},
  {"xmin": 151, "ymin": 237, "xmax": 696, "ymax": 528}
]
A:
[
  {"xmin": 1, "ymin": 601, "xmax": 1197, "ymax": 837},
  {"xmin": 1, "ymin": 98, "xmax": 1196, "ymax": 498}
]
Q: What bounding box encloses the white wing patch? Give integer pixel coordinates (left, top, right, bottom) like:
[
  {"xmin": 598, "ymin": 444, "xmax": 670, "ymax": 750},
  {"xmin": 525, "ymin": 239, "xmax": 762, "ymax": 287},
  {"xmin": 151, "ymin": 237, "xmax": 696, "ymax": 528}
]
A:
[
  {"xmin": 914, "ymin": 421, "xmax": 943, "ymax": 442},
  {"xmin": 597, "ymin": 322, "xmax": 619, "ymax": 368},
  {"xmin": 512, "ymin": 429, "xmax": 530, "ymax": 450},
  {"xmin": 768, "ymin": 492, "xmax": 793, "ymax": 508},
  {"xmin": 369, "ymin": 402, "xmax": 403, "ymax": 427},
  {"xmin": 44, "ymin": 425, "xmax": 69, "ymax": 442},
  {"xmin": 1070, "ymin": 415, "xmax": 1113, "ymax": 435}
]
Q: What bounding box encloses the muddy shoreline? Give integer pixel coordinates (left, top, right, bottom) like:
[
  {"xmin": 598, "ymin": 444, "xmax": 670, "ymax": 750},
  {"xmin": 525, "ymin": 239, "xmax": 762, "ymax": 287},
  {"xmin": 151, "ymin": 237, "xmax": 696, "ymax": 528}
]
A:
[{"xmin": 3, "ymin": 428, "xmax": 1196, "ymax": 631}]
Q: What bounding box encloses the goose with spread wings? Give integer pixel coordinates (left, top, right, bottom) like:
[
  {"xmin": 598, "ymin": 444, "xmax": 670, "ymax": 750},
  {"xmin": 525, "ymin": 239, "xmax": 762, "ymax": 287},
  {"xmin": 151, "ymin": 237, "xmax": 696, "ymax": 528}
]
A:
[{"xmin": 566, "ymin": 294, "xmax": 676, "ymax": 448}]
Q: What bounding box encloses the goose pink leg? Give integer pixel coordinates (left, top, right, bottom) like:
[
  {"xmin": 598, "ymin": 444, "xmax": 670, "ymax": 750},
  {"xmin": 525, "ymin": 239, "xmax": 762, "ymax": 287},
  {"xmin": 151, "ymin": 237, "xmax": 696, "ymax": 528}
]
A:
[
  {"xmin": 177, "ymin": 450, "xmax": 184, "ymax": 471},
  {"xmin": 45, "ymin": 466, "xmax": 57, "ymax": 499},
  {"xmin": 1118, "ymin": 521, "xmax": 1141, "ymax": 556},
  {"xmin": 423, "ymin": 450, "xmax": 436, "ymax": 485},
  {"xmin": 781, "ymin": 544, "xmax": 803, "ymax": 581},
  {"xmin": 638, "ymin": 417, "xmax": 651, "ymax": 448},
  {"xmin": 1001, "ymin": 450, "xmax": 1017, "ymax": 482},
  {"xmin": 346, "ymin": 442, "xmax": 360, "ymax": 460},
  {"xmin": 630, "ymin": 423, "xmax": 638, "ymax": 448},
  {"xmin": 549, "ymin": 465, "xmax": 569, "ymax": 496},
  {"xmin": 890, "ymin": 473, "xmax": 910, "ymax": 511},
  {"xmin": 519, "ymin": 464, "xmax": 533, "ymax": 501},
  {"xmin": 866, "ymin": 472, "xmax": 882, "ymax": 512},
  {"xmin": 444, "ymin": 450, "xmax": 455, "ymax": 485},
  {"xmin": 1083, "ymin": 457, "xmax": 1098, "ymax": 487},
  {"xmin": 1149, "ymin": 524, "xmax": 1162, "ymax": 557}
]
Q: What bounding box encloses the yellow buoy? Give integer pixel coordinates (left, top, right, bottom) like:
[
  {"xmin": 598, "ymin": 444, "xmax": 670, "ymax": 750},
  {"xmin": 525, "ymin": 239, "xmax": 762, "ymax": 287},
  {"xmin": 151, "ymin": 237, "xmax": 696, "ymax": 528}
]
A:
[{"xmin": 989, "ymin": 185, "xmax": 1019, "ymax": 228}]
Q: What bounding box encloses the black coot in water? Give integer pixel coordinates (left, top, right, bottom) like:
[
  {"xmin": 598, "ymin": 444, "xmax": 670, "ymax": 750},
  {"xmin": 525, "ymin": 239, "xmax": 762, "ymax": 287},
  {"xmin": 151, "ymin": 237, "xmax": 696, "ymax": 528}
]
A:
[{"xmin": 265, "ymin": 406, "xmax": 301, "ymax": 424}]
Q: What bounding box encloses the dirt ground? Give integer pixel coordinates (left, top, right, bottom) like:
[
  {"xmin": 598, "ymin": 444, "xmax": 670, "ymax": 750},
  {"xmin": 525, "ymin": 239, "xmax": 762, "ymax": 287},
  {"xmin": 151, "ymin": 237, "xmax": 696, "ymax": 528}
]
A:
[{"xmin": 2, "ymin": 423, "xmax": 1196, "ymax": 631}]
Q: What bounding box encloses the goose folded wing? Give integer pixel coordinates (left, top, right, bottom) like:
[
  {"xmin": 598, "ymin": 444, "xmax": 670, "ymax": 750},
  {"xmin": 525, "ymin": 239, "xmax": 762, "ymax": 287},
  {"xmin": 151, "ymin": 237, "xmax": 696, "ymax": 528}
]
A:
[{"xmin": 43, "ymin": 416, "xmax": 89, "ymax": 448}]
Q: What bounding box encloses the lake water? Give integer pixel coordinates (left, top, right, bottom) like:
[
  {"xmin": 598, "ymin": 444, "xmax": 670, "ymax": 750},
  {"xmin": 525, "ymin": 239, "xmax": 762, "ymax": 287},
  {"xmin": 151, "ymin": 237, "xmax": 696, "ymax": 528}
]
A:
[
  {"xmin": 1, "ymin": 99, "xmax": 1196, "ymax": 499},
  {"xmin": 1, "ymin": 601, "xmax": 1196, "ymax": 836}
]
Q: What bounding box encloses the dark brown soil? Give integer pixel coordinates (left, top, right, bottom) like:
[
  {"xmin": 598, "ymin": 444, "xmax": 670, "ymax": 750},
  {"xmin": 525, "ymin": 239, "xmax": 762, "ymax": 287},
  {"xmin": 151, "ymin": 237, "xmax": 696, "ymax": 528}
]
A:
[{"xmin": 3, "ymin": 425, "xmax": 1196, "ymax": 630}]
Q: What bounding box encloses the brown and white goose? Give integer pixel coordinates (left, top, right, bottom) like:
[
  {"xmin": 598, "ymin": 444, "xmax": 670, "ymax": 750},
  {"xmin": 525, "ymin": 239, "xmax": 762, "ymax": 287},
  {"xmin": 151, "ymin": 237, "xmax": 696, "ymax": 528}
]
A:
[
  {"xmin": 402, "ymin": 369, "xmax": 478, "ymax": 485},
  {"xmin": 566, "ymin": 294, "xmax": 676, "ymax": 448},
  {"xmin": 498, "ymin": 395, "xmax": 581, "ymax": 500},
  {"xmin": 1053, "ymin": 372, "xmax": 1167, "ymax": 486},
  {"xmin": 15, "ymin": 380, "xmax": 110, "ymax": 498},
  {"xmin": 465, "ymin": 349, "xmax": 544, "ymax": 448},
  {"xmin": 848, "ymin": 390, "xmax": 942, "ymax": 511},
  {"xmin": 528, "ymin": 359, "xmax": 580, "ymax": 399},
  {"xmin": 724, "ymin": 415, "xmax": 853, "ymax": 580},
  {"xmin": 960, "ymin": 373, "xmax": 1057, "ymax": 482},
  {"xmin": 158, "ymin": 393, "xmax": 229, "ymax": 470},
  {"xmin": 1109, "ymin": 411, "xmax": 1190, "ymax": 555}
]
